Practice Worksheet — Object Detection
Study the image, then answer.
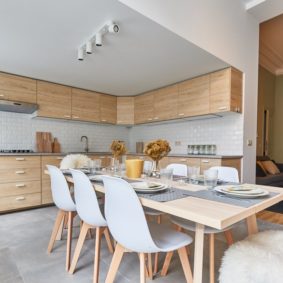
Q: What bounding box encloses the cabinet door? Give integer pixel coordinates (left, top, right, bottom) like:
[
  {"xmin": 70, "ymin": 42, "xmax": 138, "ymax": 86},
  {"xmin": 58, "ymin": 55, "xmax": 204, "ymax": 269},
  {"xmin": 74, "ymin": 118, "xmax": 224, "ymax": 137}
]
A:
[
  {"xmin": 154, "ymin": 85, "xmax": 178, "ymax": 121},
  {"xmin": 37, "ymin": 81, "xmax": 72, "ymax": 119},
  {"xmin": 200, "ymin": 158, "xmax": 221, "ymax": 173},
  {"xmin": 71, "ymin": 88, "xmax": 100, "ymax": 122},
  {"xmin": 178, "ymin": 75, "xmax": 210, "ymax": 118},
  {"xmin": 117, "ymin": 97, "xmax": 134, "ymax": 125},
  {"xmin": 134, "ymin": 91, "xmax": 154, "ymax": 124},
  {"xmin": 100, "ymin": 94, "xmax": 117, "ymax": 124},
  {"xmin": 0, "ymin": 72, "xmax": 36, "ymax": 103},
  {"xmin": 209, "ymin": 67, "xmax": 242, "ymax": 113}
]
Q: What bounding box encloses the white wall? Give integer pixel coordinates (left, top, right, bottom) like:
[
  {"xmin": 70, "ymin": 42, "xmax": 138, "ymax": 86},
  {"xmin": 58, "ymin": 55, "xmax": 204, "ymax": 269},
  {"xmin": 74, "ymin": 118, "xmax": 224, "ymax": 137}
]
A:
[
  {"xmin": 129, "ymin": 115, "xmax": 243, "ymax": 155},
  {"xmin": 0, "ymin": 112, "xmax": 129, "ymax": 152},
  {"xmin": 119, "ymin": 0, "xmax": 260, "ymax": 182}
]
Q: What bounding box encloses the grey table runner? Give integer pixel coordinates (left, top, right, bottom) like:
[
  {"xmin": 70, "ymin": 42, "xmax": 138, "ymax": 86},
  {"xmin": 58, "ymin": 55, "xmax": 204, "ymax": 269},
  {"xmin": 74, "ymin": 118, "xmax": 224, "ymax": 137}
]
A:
[{"xmin": 138, "ymin": 187, "xmax": 279, "ymax": 208}]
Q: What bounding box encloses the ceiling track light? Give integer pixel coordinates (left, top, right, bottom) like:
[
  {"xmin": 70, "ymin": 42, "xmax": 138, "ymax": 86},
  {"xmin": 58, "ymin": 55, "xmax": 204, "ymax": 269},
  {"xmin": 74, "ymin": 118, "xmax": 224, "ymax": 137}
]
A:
[{"xmin": 77, "ymin": 21, "xmax": 119, "ymax": 60}]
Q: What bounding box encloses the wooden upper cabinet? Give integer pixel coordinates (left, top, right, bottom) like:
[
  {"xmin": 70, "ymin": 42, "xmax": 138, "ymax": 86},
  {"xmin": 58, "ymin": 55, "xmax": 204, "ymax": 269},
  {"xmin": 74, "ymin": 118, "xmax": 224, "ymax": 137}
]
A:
[
  {"xmin": 100, "ymin": 94, "xmax": 117, "ymax": 124},
  {"xmin": 37, "ymin": 81, "xmax": 72, "ymax": 119},
  {"xmin": 209, "ymin": 67, "xmax": 243, "ymax": 113},
  {"xmin": 0, "ymin": 72, "xmax": 36, "ymax": 103},
  {"xmin": 117, "ymin": 97, "xmax": 134, "ymax": 125},
  {"xmin": 134, "ymin": 91, "xmax": 154, "ymax": 124},
  {"xmin": 178, "ymin": 75, "xmax": 210, "ymax": 118},
  {"xmin": 154, "ymin": 85, "xmax": 178, "ymax": 121},
  {"xmin": 71, "ymin": 88, "xmax": 100, "ymax": 122}
]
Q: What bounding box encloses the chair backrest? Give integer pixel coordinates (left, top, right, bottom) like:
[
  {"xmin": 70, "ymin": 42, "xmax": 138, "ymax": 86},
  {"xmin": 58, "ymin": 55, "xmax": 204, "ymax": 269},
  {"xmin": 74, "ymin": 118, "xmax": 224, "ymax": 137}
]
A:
[
  {"xmin": 102, "ymin": 176, "xmax": 159, "ymax": 253},
  {"xmin": 166, "ymin": 163, "xmax": 187, "ymax": 176},
  {"xmin": 209, "ymin": 166, "xmax": 239, "ymax": 183},
  {"xmin": 70, "ymin": 169, "xmax": 107, "ymax": 227},
  {"xmin": 47, "ymin": 165, "xmax": 76, "ymax": 211},
  {"xmin": 143, "ymin": 160, "xmax": 153, "ymax": 172}
]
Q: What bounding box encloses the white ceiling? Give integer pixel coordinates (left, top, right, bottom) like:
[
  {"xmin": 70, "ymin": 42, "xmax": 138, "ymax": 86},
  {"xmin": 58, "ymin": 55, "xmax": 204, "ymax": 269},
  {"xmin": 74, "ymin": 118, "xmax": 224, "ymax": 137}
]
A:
[{"xmin": 0, "ymin": 0, "xmax": 228, "ymax": 96}]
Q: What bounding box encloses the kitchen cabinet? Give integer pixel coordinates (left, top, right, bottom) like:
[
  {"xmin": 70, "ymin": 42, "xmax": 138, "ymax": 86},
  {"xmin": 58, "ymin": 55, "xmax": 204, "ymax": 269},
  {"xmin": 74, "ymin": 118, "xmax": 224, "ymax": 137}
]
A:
[
  {"xmin": 0, "ymin": 156, "xmax": 41, "ymax": 212},
  {"xmin": 117, "ymin": 97, "xmax": 134, "ymax": 125},
  {"xmin": 209, "ymin": 67, "xmax": 242, "ymax": 113},
  {"xmin": 154, "ymin": 85, "xmax": 178, "ymax": 121},
  {"xmin": 100, "ymin": 94, "xmax": 117, "ymax": 124},
  {"xmin": 0, "ymin": 72, "xmax": 36, "ymax": 103},
  {"xmin": 134, "ymin": 91, "xmax": 154, "ymax": 124},
  {"xmin": 71, "ymin": 88, "xmax": 100, "ymax": 122},
  {"xmin": 178, "ymin": 74, "xmax": 210, "ymax": 118},
  {"xmin": 37, "ymin": 81, "xmax": 72, "ymax": 119}
]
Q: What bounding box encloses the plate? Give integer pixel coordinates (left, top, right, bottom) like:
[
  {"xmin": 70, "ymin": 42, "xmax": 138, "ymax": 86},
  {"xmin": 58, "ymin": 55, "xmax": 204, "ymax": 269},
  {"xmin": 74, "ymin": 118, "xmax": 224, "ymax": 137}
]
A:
[
  {"xmin": 131, "ymin": 182, "xmax": 168, "ymax": 193},
  {"xmin": 214, "ymin": 185, "xmax": 269, "ymax": 198},
  {"xmin": 89, "ymin": 175, "xmax": 108, "ymax": 182}
]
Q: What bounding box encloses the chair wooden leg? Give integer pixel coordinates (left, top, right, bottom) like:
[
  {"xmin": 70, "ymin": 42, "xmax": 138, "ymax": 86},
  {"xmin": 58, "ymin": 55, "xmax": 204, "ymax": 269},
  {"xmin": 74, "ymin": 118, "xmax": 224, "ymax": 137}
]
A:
[
  {"xmin": 105, "ymin": 243, "xmax": 125, "ymax": 283},
  {"xmin": 55, "ymin": 213, "xmax": 65, "ymax": 241},
  {"xmin": 66, "ymin": 211, "xmax": 74, "ymax": 271},
  {"xmin": 177, "ymin": 246, "xmax": 193, "ymax": 283},
  {"xmin": 153, "ymin": 252, "xmax": 159, "ymax": 274},
  {"xmin": 147, "ymin": 253, "xmax": 153, "ymax": 279},
  {"xmin": 139, "ymin": 253, "xmax": 146, "ymax": 283},
  {"xmin": 47, "ymin": 210, "xmax": 66, "ymax": 253},
  {"xmin": 93, "ymin": 227, "xmax": 104, "ymax": 283},
  {"xmin": 224, "ymin": 230, "xmax": 233, "ymax": 246},
  {"xmin": 104, "ymin": 228, "xmax": 114, "ymax": 253},
  {"xmin": 209, "ymin": 234, "xmax": 215, "ymax": 283},
  {"xmin": 161, "ymin": 251, "xmax": 174, "ymax": 276},
  {"xmin": 69, "ymin": 222, "xmax": 90, "ymax": 274}
]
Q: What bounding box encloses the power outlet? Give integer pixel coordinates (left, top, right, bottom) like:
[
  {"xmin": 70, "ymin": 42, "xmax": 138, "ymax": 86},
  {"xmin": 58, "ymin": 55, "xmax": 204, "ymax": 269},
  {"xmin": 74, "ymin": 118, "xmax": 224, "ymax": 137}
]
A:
[
  {"xmin": 175, "ymin": 141, "xmax": 181, "ymax": 146},
  {"xmin": 247, "ymin": 139, "xmax": 253, "ymax": 146}
]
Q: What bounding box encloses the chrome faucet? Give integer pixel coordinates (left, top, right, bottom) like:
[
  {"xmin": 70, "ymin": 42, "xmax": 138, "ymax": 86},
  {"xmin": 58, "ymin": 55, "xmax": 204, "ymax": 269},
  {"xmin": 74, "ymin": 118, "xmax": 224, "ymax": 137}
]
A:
[{"xmin": 80, "ymin": 136, "xmax": 89, "ymax": 153}]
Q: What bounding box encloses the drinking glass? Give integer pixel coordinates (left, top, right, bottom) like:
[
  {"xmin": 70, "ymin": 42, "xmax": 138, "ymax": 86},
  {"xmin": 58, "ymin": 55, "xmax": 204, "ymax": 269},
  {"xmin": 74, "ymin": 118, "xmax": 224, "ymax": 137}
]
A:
[
  {"xmin": 160, "ymin": 168, "xmax": 173, "ymax": 188},
  {"xmin": 204, "ymin": 169, "xmax": 218, "ymax": 189},
  {"xmin": 93, "ymin": 159, "xmax": 102, "ymax": 171},
  {"xmin": 88, "ymin": 160, "xmax": 96, "ymax": 174},
  {"xmin": 188, "ymin": 166, "xmax": 200, "ymax": 184}
]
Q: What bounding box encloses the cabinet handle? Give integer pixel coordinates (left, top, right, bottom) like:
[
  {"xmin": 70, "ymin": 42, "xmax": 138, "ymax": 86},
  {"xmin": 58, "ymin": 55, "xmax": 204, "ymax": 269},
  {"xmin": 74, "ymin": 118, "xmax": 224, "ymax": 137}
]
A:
[
  {"xmin": 16, "ymin": 158, "xmax": 25, "ymax": 161},
  {"xmin": 0, "ymin": 94, "xmax": 4, "ymax": 97},
  {"xmin": 15, "ymin": 170, "xmax": 25, "ymax": 174},
  {"xmin": 178, "ymin": 113, "xmax": 185, "ymax": 116},
  {"xmin": 56, "ymin": 157, "xmax": 63, "ymax": 160},
  {"xmin": 154, "ymin": 117, "xmax": 159, "ymax": 120},
  {"xmin": 101, "ymin": 119, "xmax": 107, "ymax": 122},
  {"xmin": 63, "ymin": 115, "xmax": 71, "ymax": 118},
  {"xmin": 147, "ymin": 118, "xmax": 152, "ymax": 121},
  {"xmin": 15, "ymin": 196, "xmax": 25, "ymax": 201},
  {"xmin": 180, "ymin": 159, "xmax": 187, "ymax": 162},
  {"xmin": 72, "ymin": 116, "xmax": 79, "ymax": 119},
  {"xmin": 217, "ymin": 106, "xmax": 227, "ymax": 110},
  {"xmin": 16, "ymin": 184, "xmax": 26, "ymax": 188},
  {"xmin": 201, "ymin": 160, "xmax": 209, "ymax": 163}
]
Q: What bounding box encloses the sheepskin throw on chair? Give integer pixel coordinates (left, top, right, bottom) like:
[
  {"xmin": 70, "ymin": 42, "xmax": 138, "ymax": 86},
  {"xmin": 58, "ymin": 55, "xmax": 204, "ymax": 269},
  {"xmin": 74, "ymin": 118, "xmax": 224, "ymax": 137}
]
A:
[{"xmin": 60, "ymin": 154, "xmax": 91, "ymax": 169}]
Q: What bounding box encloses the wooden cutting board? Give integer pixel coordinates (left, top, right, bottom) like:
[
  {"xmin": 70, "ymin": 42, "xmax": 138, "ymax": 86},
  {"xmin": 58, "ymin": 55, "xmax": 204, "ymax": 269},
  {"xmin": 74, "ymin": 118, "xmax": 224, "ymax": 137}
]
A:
[
  {"xmin": 36, "ymin": 132, "xmax": 53, "ymax": 153},
  {"xmin": 53, "ymin": 138, "xmax": 61, "ymax": 153}
]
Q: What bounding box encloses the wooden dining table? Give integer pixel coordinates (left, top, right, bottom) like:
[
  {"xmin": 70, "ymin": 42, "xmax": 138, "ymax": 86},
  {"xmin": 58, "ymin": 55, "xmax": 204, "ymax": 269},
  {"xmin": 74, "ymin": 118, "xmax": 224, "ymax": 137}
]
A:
[{"xmin": 60, "ymin": 172, "xmax": 283, "ymax": 283}]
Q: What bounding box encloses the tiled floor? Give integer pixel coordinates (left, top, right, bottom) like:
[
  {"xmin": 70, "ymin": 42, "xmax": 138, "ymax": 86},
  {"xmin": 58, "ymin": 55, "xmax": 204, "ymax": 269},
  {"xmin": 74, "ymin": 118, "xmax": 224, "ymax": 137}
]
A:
[{"xmin": 0, "ymin": 206, "xmax": 282, "ymax": 283}]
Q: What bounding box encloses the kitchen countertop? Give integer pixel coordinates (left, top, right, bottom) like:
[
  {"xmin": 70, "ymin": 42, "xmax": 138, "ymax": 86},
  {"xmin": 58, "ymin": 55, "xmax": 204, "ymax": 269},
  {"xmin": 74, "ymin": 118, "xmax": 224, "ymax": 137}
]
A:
[{"xmin": 0, "ymin": 152, "xmax": 242, "ymax": 159}]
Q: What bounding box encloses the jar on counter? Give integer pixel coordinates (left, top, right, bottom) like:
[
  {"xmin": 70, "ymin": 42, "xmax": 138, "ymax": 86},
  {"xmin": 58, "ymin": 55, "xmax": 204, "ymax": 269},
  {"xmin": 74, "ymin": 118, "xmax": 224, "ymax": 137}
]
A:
[
  {"xmin": 187, "ymin": 145, "xmax": 193, "ymax": 155},
  {"xmin": 193, "ymin": 145, "xmax": 199, "ymax": 155}
]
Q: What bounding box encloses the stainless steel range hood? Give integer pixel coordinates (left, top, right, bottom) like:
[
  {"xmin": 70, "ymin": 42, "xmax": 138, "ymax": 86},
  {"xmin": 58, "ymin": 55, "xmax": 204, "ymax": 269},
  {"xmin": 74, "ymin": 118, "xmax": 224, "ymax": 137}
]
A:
[{"xmin": 0, "ymin": 100, "xmax": 38, "ymax": 114}]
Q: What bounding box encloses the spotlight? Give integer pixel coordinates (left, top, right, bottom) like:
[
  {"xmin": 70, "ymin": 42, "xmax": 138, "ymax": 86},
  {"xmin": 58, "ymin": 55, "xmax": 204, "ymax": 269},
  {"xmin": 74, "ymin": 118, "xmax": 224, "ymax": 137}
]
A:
[
  {"xmin": 108, "ymin": 23, "xmax": 119, "ymax": 33},
  {"xmin": 77, "ymin": 48, "xmax": 84, "ymax": 61},
  {"xmin": 96, "ymin": 33, "xmax": 102, "ymax": 46},
  {"xmin": 86, "ymin": 41, "xmax": 93, "ymax": 54}
]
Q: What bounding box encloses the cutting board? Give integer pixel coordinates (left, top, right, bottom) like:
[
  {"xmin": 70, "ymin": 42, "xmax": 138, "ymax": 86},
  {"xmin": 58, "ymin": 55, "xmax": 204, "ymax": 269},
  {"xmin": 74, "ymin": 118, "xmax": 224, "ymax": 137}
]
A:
[
  {"xmin": 52, "ymin": 138, "xmax": 61, "ymax": 153},
  {"xmin": 36, "ymin": 132, "xmax": 53, "ymax": 153}
]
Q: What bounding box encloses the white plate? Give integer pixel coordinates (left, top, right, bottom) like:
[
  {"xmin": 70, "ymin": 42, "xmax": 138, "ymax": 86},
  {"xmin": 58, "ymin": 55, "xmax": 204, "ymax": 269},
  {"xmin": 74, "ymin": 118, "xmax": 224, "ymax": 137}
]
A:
[
  {"xmin": 89, "ymin": 175, "xmax": 108, "ymax": 182},
  {"xmin": 131, "ymin": 182, "xmax": 168, "ymax": 193},
  {"xmin": 214, "ymin": 185, "xmax": 269, "ymax": 198}
]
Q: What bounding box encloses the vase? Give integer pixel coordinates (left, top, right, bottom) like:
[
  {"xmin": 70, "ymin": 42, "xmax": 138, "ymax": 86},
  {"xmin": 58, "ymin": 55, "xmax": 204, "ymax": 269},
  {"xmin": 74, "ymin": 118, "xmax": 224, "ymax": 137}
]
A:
[
  {"xmin": 151, "ymin": 159, "xmax": 160, "ymax": 177},
  {"xmin": 111, "ymin": 157, "xmax": 119, "ymax": 172}
]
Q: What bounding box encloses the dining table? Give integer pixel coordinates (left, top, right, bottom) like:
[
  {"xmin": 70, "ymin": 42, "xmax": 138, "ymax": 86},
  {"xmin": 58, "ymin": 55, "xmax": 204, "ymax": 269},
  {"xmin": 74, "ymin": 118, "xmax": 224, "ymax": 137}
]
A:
[{"xmin": 54, "ymin": 170, "xmax": 283, "ymax": 283}]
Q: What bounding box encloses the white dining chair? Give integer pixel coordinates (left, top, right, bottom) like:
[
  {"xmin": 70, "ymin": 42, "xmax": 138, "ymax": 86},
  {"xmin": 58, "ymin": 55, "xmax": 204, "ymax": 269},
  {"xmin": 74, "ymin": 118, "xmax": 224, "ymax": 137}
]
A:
[
  {"xmin": 162, "ymin": 166, "xmax": 239, "ymax": 283},
  {"xmin": 102, "ymin": 176, "xmax": 193, "ymax": 283},
  {"xmin": 166, "ymin": 163, "xmax": 188, "ymax": 177},
  {"xmin": 68, "ymin": 169, "xmax": 114, "ymax": 283},
  {"xmin": 46, "ymin": 165, "xmax": 77, "ymax": 271}
]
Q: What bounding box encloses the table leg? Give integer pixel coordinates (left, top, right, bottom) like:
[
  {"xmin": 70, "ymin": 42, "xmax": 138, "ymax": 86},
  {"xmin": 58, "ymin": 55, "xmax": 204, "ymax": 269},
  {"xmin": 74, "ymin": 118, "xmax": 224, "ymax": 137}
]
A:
[
  {"xmin": 246, "ymin": 214, "xmax": 258, "ymax": 235},
  {"xmin": 193, "ymin": 223, "xmax": 205, "ymax": 283}
]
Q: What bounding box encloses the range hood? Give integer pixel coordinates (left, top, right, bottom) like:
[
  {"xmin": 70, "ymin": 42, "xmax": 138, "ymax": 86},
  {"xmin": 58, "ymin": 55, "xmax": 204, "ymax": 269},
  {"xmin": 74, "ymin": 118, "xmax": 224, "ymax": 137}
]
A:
[{"xmin": 0, "ymin": 100, "xmax": 38, "ymax": 114}]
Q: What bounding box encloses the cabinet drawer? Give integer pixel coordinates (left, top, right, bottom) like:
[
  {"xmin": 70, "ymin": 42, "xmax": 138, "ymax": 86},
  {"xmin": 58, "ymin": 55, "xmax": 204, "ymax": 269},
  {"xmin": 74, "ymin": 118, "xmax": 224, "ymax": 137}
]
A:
[
  {"xmin": 41, "ymin": 156, "xmax": 64, "ymax": 180},
  {"xmin": 200, "ymin": 158, "xmax": 221, "ymax": 173},
  {"xmin": 0, "ymin": 168, "xmax": 41, "ymax": 183},
  {"xmin": 0, "ymin": 181, "xmax": 40, "ymax": 197},
  {"xmin": 42, "ymin": 179, "xmax": 53, "ymax": 204},
  {"xmin": 0, "ymin": 156, "xmax": 40, "ymax": 170},
  {"xmin": 0, "ymin": 192, "xmax": 41, "ymax": 212},
  {"xmin": 166, "ymin": 157, "xmax": 188, "ymax": 165},
  {"xmin": 187, "ymin": 158, "xmax": 201, "ymax": 167}
]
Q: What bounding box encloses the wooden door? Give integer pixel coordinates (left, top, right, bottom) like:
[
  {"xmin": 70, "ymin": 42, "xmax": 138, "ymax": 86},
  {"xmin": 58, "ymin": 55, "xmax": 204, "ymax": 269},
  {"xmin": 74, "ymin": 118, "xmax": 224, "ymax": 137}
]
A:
[
  {"xmin": 0, "ymin": 72, "xmax": 36, "ymax": 103},
  {"xmin": 71, "ymin": 88, "xmax": 100, "ymax": 122},
  {"xmin": 154, "ymin": 85, "xmax": 178, "ymax": 121},
  {"xmin": 134, "ymin": 91, "xmax": 154, "ymax": 124},
  {"xmin": 178, "ymin": 75, "xmax": 210, "ymax": 118},
  {"xmin": 117, "ymin": 97, "xmax": 134, "ymax": 125},
  {"xmin": 100, "ymin": 94, "xmax": 117, "ymax": 124},
  {"xmin": 37, "ymin": 81, "xmax": 72, "ymax": 119}
]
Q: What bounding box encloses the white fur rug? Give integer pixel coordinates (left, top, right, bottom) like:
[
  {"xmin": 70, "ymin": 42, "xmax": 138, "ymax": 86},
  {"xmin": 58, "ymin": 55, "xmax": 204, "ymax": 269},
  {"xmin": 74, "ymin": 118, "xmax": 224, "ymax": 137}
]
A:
[
  {"xmin": 60, "ymin": 154, "xmax": 91, "ymax": 169},
  {"xmin": 219, "ymin": 230, "xmax": 283, "ymax": 283}
]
